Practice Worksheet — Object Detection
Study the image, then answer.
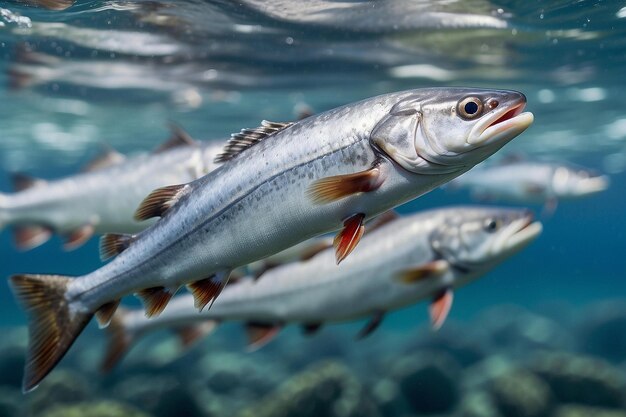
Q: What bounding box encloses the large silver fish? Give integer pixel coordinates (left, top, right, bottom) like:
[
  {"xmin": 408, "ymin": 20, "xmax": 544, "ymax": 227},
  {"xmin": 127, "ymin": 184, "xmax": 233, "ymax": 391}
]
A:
[
  {"xmin": 449, "ymin": 158, "xmax": 609, "ymax": 213},
  {"xmin": 10, "ymin": 87, "xmax": 533, "ymax": 391},
  {"xmin": 0, "ymin": 127, "xmax": 222, "ymax": 250},
  {"xmin": 101, "ymin": 206, "xmax": 542, "ymax": 370}
]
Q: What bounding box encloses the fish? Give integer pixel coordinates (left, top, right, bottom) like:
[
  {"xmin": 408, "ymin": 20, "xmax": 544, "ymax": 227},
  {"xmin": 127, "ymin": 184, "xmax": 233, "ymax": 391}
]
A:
[
  {"xmin": 448, "ymin": 157, "xmax": 609, "ymax": 214},
  {"xmin": 14, "ymin": 0, "xmax": 74, "ymax": 11},
  {"xmin": 10, "ymin": 87, "xmax": 533, "ymax": 391},
  {"xmin": 0, "ymin": 126, "xmax": 222, "ymax": 250},
  {"xmin": 100, "ymin": 206, "xmax": 542, "ymax": 370}
]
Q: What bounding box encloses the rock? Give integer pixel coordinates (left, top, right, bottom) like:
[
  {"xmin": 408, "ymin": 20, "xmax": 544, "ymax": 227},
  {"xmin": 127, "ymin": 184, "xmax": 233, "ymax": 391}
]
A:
[
  {"xmin": 474, "ymin": 305, "xmax": 573, "ymax": 356},
  {"xmin": 406, "ymin": 323, "xmax": 486, "ymax": 367},
  {"xmin": 530, "ymin": 352, "xmax": 626, "ymax": 408},
  {"xmin": 552, "ymin": 405, "xmax": 626, "ymax": 417},
  {"xmin": 26, "ymin": 370, "xmax": 95, "ymax": 413},
  {"xmin": 0, "ymin": 387, "xmax": 22, "ymax": 417},
  {"xmin": 457, "ymin": 390, "xmax": 502, "ymax": 417},
  {"xmin": 576, "ymin": 301, "xmax": 626, "ymax": 363},
  {"xmin": 489, "ymin": 368, "xmax": 552, "ymax": 417},
  {"xmin": 37, "ymin": 401, "xmax": 152, "ymax": 417},
  {"xmin": 392, "ymin": 351, "xmax": 461, "ymax": 415},
  {"xmin": 112, "ymin": 374, "xmax": 203, "ymax": 417},
  {"xmin": 236, "ymin": 360, "xmax": 380, "ymax": 417}
]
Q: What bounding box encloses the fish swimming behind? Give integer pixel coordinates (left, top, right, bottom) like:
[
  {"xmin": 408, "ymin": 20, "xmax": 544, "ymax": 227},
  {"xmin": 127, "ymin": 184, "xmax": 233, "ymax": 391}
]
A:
[
  {"xmin": 10, "ymin": 87, "xmax": 533, "ymax": 391},
  {"xmin": 100, "ymin": 206, "xmax": 542, "ymax": 370},
  {"xmin": 449, "ymin": 157, "xmax": 609, "ymax": 213},
  {"xmin": 0, "ymin": 126, "xmax": 222, "ymax": 250}
]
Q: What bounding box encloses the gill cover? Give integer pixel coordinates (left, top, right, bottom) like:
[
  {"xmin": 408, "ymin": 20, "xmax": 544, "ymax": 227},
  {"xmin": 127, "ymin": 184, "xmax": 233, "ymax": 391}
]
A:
[{"xmin": 371, "ymin": 98, "xmax": 459, "ymax": 174}]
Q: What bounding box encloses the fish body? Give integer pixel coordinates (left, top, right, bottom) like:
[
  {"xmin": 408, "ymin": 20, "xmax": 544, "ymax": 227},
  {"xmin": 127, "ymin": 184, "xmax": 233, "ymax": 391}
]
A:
[
  {"xmin": 451, "ymin": 160, "xmax": 609, "ymax": 205},
  {"xmin": 10, "ymin": 87, "xmax": 534, "ymax": 391},
  {"xmin": 0, "ymin": 133, "xmax": 222, "ymax": 249},
  {"xmin": 104, "ymin": 206, "xmax": 542, "ymax": 368}
]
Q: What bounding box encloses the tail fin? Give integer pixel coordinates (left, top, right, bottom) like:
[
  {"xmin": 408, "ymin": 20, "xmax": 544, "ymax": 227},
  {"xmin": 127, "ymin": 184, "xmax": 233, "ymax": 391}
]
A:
[
  {"xmin": 9, "ymin": 274, "xmax": 92, "ymax": 392},
  {"xmin": 101, "ymin": 308, "xmax": 133, "ymax": 372},
  {"xmin": 101, "ymin": 308, "xmax": 218, "ymax": 372}
]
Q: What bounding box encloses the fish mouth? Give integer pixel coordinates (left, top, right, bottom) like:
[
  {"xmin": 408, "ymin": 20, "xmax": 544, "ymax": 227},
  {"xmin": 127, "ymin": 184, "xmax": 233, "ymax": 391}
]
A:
[
  {"xmin": 578, "ymin": 175, "xmax": 610, "ymax": 195},
  {"xmin": 501, "ymin": 214, "xmax": 543, "ymax": 254},
  {"xmin": 468, "ymin": 99, "xmax": 534, "ymax": 146}
]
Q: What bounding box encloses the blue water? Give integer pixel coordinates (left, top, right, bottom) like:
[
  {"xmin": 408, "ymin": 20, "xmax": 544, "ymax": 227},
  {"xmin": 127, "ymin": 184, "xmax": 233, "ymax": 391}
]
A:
[{"xmin": 0, "ymin": 1, "xmax": 626, "ymax": 416}]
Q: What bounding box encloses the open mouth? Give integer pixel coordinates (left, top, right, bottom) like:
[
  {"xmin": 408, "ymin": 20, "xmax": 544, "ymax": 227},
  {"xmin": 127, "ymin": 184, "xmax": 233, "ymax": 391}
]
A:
[
  {"xmin": 503, "ymin": 215, "xmax": 542, "ymax": 253},
  {"xmin": 468, "ymin": 100, "xmax": 534, "ymax": 145}
]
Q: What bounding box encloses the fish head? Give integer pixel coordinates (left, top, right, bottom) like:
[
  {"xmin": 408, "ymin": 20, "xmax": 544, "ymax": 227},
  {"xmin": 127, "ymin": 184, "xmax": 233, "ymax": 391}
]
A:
[
  {"xmin": 551, "ymin": 166, "xmax": 610, "ymax": 198},
  {"xmin": 429, "ymin": 207, "xmax": 542, "ymax": 281},
  {"xmin": 371, "ymin": 88, "xmax": 533, "ymax": 174}
]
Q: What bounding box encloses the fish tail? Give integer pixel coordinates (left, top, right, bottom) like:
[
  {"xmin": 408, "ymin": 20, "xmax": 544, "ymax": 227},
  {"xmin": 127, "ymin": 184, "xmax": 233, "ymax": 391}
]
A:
[
  {"xmin": 100, "ymin": 307, "xmax": 134, "ymax": 373},
  {"xmin": 9, "ymin": 274, "xmax": 92, "ymax": 393}
]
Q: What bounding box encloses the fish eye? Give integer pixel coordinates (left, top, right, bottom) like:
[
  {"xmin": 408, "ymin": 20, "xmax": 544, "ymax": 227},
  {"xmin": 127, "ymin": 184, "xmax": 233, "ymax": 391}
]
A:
[
  {"xmin": 483, "ymin": 218, "xmax": 501, "ymax": 233},
  {"xmin": 457, "ymin": 97, "xmax": 484, "ymax": 120}
]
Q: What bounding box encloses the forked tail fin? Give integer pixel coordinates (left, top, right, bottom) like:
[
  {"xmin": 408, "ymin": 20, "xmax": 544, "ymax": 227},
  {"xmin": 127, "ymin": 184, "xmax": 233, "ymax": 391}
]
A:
[
  {"xmin": 100, "ymin": 307, "xmax": 133, "ymax": 373},
  {"xmin": 9, "ymin": 274, "xmax": 92, "ymax": 393},
  {"xmin": 101, "ymin": 308, "xmax": 218, "ymax": 372}
]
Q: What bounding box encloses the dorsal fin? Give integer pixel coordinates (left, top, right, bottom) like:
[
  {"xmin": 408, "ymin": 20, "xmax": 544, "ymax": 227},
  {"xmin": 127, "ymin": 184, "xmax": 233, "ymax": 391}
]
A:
[
  {"xmin": 214, "ymin": 120, "xmax": 293, "ymax": 163},
  {"xmin": 82, "ymin": 147, "xmax": 125, "ymax": 172},
  {"xmin": 134, "ymin": 184, "xmax": 189, "ymax": 221},
  {"xmin": 154, "ymin": 123, "xmax": 196, "ymax": 154},
  {"xmin": 11, "ymin": 173, "xmax": 47, "ymax": 192},
  {"xmin": 99, "ymin": 233, "xmax": 136, "ymax": 261}
]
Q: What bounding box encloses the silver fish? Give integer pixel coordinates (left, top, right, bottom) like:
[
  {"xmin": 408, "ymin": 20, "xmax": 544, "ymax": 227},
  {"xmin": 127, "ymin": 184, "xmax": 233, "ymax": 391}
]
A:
[
  {"xmin": 10, "ymin": 87, "xmax": 533, "ymax": 391},
  {"xmin": 449, "ymin": 158, "xmax": 609, "ymax": 213},
  {"xmin": 101, "ymin": 206, "xmax": 542, "ymax": 370},
  {"xmin": 0, "ymin": 127, "xmax": 222, "ymax": 250}
]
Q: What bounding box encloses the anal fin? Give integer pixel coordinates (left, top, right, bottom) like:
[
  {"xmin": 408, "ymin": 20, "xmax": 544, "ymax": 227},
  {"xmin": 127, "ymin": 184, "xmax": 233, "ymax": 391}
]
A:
[
  {"xmin": 186, "ymin": 272, "xmax": 230, "ymax": 311},
  {"xmin": 429, "ymin": 289, "xmax": 453, "ymax": 331},
  {"xmin": 356, "ymin": 311, "xmax": 385, "ymax": 339},
  {"xmin": 308, "ymin": 165, "xmax": 384, "ymax": 204},
  {"xmin": 136, "ymin": 287, "xmax": 176, "ymax": 318},
  {"xmin": 334, "ymin": 213, "xmax": 365, "ymax": 264},
  {"xmin": 175, "ymin": 322, "xmax": 218, "ymax": 348},
  {"xmin": 95, "ymin": 300, "xmax": 120, "ymax": 329},
  {"xmin": 63, "ymin": 224, "xmax": 95, "ymax": 251},
  {"xmin": 245, "ymin": 322, "xmax": 282, "ymax": 352},
  {"xmin": 13, "ymin": 225, "xmax": 52, "ymax": 250}
]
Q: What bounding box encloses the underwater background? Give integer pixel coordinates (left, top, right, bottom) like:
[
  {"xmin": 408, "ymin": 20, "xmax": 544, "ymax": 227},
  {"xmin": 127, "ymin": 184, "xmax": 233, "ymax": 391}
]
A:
[{"xmin": 0, "ymin": 0, "xmax": 625, "ymax": 416}]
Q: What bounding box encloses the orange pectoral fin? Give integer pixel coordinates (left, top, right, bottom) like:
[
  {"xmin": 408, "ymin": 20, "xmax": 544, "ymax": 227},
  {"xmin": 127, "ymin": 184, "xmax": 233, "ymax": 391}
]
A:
[
  {"xmin": 307, "ymin": 164, "xmax": 385, "ymax": 204},
  {"xmin": 395, "ymin": 260, "xmax": 449, "ymax": 284},
  {"xmin": 429, "ymin": 289, "xmax": 454, "ymax": 331},
  {"xmin": 333, "ymin": 213, "xmax": 366, "ymax": 265}
]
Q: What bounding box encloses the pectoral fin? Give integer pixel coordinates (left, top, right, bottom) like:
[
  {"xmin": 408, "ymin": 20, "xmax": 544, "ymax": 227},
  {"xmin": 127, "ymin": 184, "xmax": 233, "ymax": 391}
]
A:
[
  {"xmin": 334, "ymin": 213, "xmax": 365, "ymax": 264},
  {"xmin": 134, "ymin": 184, "xmax": 189, "ymax": 221},
  {"xmin": 395, "ymin": 260, "xmax": 449, "ymax": 284},
  {"xmin": 429, "ymin": 289, "xmax": 453, "ymax": 330},
  {"xmin": 95, "ymin": 299, "xmax": 120, "ymax": 329},
  {"xmin": 307, "ymin": 165, "xmax": 384, "ymax": 204}
]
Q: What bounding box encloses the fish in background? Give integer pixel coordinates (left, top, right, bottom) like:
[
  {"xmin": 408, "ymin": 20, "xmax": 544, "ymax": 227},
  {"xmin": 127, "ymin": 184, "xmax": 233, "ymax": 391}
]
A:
[
  {"xmin": 12, "ymin": 0, "xmax": 74, "ymax": 10},
  {"xmin": 447, "ymin": 156, "xmax": 610, "ymax": 214},
  {"xmin": 0, "ymin": 126, "xmax": 222, "ymax": 250},
  {"xmin": 100, "ymin": 206, "xmax": 542, "ymax": 370},
  {"xmin": 10, "ymin": 87, "xmax": 533, "ymax": 391}
]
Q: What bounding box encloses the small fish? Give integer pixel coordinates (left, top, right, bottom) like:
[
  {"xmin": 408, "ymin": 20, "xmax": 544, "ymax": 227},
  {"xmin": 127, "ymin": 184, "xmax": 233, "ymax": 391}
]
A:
[
  {"xmin": 0, "ymin": 126, "xmax": 222, "ymax": 250},
  {"xmin": 449, "ymin": 158, "xmax": 609, "ymax": 214},
  {"xmin": 14, "ymin": 0, "xmax": 74, "ymax": 11},
  {"xmin": 100, "ymin": 206, "xmax": 542, "ymax": 370},
  {"xmin": 10, "ymin": 87, "xmax": 533, "ymax": 391}
]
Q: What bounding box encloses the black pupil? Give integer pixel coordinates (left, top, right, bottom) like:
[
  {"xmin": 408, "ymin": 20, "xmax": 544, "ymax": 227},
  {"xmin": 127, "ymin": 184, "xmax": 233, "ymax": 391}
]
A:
[
  {"xmin": 488, "ymin": 221, "xmax": 497, "ymax": 230},
  {"xmin": 464, "ymin": 101, "xmax": 479, "ymax": 114}
]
